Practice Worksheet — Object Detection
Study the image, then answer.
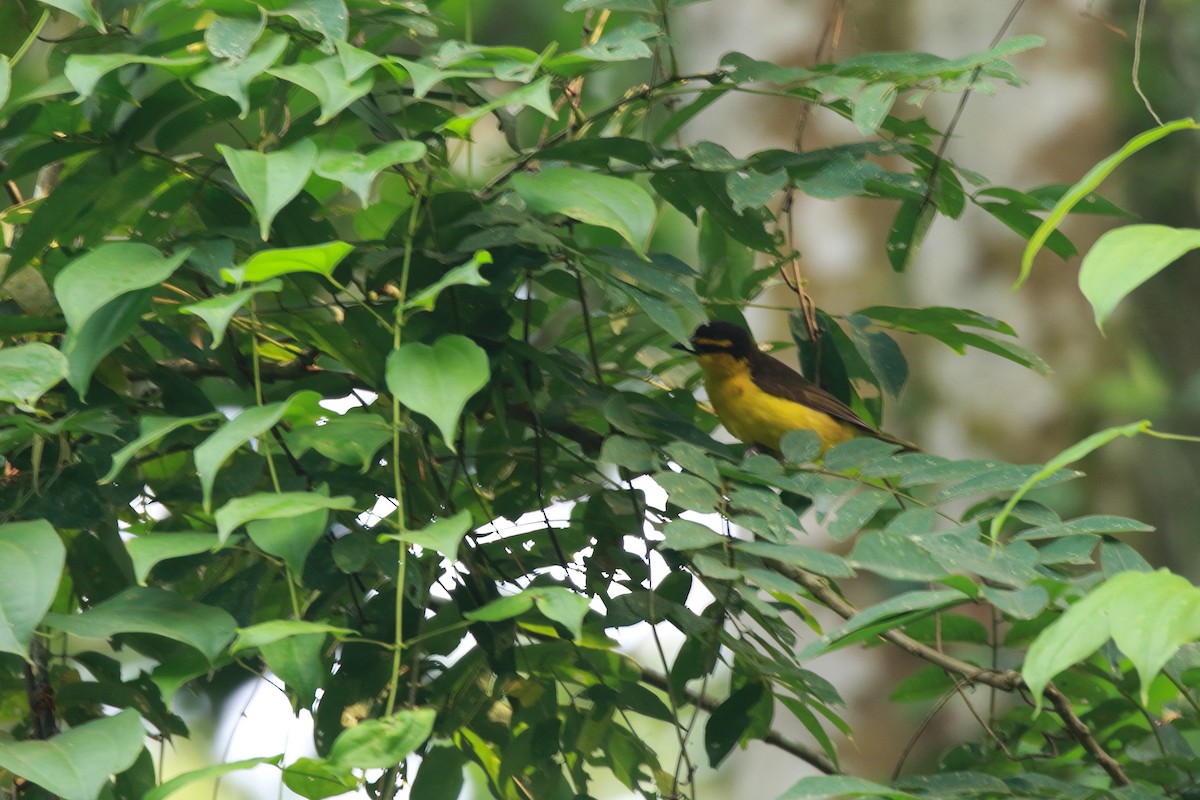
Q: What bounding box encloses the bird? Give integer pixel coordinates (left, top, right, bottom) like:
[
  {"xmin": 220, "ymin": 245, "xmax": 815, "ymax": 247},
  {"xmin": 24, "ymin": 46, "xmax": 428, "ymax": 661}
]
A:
[{"xmin": 675, "ymin": 320, "xmax": 915, "ymax": 454}]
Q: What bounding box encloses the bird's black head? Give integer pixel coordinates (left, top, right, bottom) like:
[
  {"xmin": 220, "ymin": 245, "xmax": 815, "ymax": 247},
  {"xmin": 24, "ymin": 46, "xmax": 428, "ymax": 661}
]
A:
[{"xmin": 680, "ymin": 321, "xmax": 757, "ymax": 359}]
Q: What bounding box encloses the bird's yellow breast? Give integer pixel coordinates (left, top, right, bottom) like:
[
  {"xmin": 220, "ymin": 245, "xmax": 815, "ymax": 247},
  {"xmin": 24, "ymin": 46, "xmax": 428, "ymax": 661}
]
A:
[{"xmin": 695, "ymin": 353, "xmax": 856, "ymax": 452}]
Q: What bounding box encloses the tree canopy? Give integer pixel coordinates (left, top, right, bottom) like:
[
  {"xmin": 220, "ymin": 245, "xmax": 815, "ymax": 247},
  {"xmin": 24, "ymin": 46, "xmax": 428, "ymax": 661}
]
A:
[{"xmin": 1, "ymin": 1, "xmax": 1199, "ymax": 799}]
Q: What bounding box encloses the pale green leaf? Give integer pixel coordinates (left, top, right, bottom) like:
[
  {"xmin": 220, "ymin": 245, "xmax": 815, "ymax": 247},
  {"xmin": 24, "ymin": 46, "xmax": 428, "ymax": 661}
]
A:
[
  {"xmin": 225, "ymin": 242, "xmax": 353, "ymax": 283},
  {"xmin": 0, "ymin": 343, "xmax": 68, "ymax": 412},
  {"xmin": 0, "ymin": 520, "xmax": 65, "ymax": 659},
  {"xmin": 44, "ymin": 587, "xmax": 236, "ymax": 662},
  {"xmin": 213, "ymin": 491, "xmax": 356, "ymax": 543},
  {"xmin": 388, "ymin": 511, "xmax": 473, "ymax": 558},
  {"xmin": 193, "ymin": 34, "xmax": 288, "ymax": 117},
  {"xmin": 386, "ymin": 335, "xmax": 490, "ymax": 452},
  {"xmin": 0, "ymin": 709, "xmax": 145, "ymax": 800},
  {"xmin": 218, "ymin": 139, "xmax": 318, "ymax": 239},
  {"xmin": 101, "ymin": 413, "xmax": 219, "ymax": 483},
  {"xmin": 143, "ymin": 756, "xmax": 283, "ymax": 800},
  {"xmin": 329, "ymin": 708, "xmax": 437, "ymax": 769},
  {"xmin": 511, "ymin": 167, "xmax": 655, "ymax": 257},
  {"xmin": 194, "ymin": 391, "xmax": 322, "ymax": 511},
  {"xmin": 53, "ymin": 243, "xmax": 190, "ymax": 332},
  {"xmin": 65, "ymin": 53, "xmax": 202, "ymax": 100},
  {"xmin": 1017, "ymin": 117, "xmax": 1199, "ymax": 287},
  {"xmin": 179, "ymin": 280, "xmax": 283, "ymax": 347},
  {"xmin": 404, "ymin": 251, "xmax": 492, "ymax": 312},
  {"xmin": 204, "ymin": 13, "xmax": 266, "ymax": 61},
  {"xmin": 232, "ymin": 620, "xmax": 356, "ymax": 652},
  {"xmin": 125, "ymin": 533, "xmax": 220, "ymax": 585},
  {"xmin": 1080, "ymin": 225, "xmax": 1200, "ymax": 330},
  {"xmin": 269, "ymin": 57, "xmax": 374, "ymax": 124},
  {"xmin": 314, "ymin": 141, "xmax": 427, "ymax": 205}
]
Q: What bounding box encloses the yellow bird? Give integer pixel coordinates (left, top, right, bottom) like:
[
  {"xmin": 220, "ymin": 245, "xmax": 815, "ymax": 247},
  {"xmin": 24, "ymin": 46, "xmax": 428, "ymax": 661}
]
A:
[{"xmin": 676, "ymin": 321, "xmax": 915, "ymax": 453}]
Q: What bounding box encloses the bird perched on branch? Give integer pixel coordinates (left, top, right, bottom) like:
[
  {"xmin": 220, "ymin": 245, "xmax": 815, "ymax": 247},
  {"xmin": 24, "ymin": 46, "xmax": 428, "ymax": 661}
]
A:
[{"xmin": 675, "ymin": 321, "xmax": 915, "ymax": 454}]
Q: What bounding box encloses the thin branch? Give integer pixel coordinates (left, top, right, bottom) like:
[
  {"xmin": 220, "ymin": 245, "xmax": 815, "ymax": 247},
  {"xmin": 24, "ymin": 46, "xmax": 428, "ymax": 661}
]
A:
[
  {"xmin": 1131, "ymin": 0, "xmax": 1163, "ymax": 125},
  {"xmin": 639, "ymin": 667, "xmax": 838, "ymax": 775},
  {"xmin": 918, "ymin": 0, "xmax": 1029, "ymax": 216},
  {"xmin": 782, "ymin": 566, "xmax": 1131, "ymax": 786}
]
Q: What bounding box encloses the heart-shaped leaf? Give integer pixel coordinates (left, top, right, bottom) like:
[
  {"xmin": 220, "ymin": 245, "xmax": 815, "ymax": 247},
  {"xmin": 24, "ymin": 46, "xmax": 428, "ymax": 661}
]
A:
[
  {"xmin": 218, "ymin": 140, "xmax": 318, "ymax": 240},
  {"xmin": 386, "ymin": 335, "xmax": 490, "ymax": 451}
]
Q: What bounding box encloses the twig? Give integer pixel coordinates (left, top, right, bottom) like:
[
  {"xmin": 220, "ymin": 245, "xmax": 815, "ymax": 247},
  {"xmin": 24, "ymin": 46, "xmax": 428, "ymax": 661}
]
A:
[
  {"xmin": 782, "ymin": 565, "xmax": 1131, "ymax": 786},
  {"xmin": 1131, "ymin": 0, "xmax": 1163, "ymax": 125}
]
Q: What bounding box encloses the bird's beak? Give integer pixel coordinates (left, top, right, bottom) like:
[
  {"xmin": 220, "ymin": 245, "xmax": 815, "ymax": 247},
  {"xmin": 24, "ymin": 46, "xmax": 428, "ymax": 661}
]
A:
[{"xmin": 672, "ymin": 341, "xmax": 694, "ymax": 354}]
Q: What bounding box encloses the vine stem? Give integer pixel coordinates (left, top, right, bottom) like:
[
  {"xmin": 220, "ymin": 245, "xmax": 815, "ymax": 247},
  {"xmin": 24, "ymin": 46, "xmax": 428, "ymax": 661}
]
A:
[{"xmin": 383, "ymin": 179, "xmax": 428, "ymax": 722}]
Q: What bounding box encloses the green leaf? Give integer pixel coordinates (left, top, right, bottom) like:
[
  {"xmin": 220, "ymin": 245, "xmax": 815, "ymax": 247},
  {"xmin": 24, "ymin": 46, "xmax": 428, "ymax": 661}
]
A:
[
  {"xmin": 204, "ymin": 13, "xmax": 266, "ymax": 61},
  {"xmin": 799, "ymin": 589, "xmax": 967, "ymax": 659},
  {"xmin": 218, "ymin": 139, "xmax": 318, "ymax": 239},
  {"xmin": 54, "ymin": 243, "xmax": 190, "ymax": 333},
  {"xmin": 852, "ymin": 81, "xmax": 897, "ymax": 135},
  {"xmin": 143, "ymin": 756, "xmax": 283, "ymax": 800},
  {"xmin": 193, "ymin": 34, "xmax": 288, "ymax": 117},
  {"xmin": 705, "ymin": 681, "xmax": 766, "ymax": 767},
  {"xmin": 314, "ymin": 141, "xmax": 427, "ymax": 205},
  {"xmin": 1014, "ymin": 514, "xmax": 1154, "ymax": 540},
  {"xmin": 0, "ymin": 343, "xmax": 68, "ymax": 411},
  {"xmin": 662, "ymin": 519, "xmax": 726, "ymax": 551},
  {"xmin": 62, "ymin": 288, "xmax": 154, "ymax": 396},
  {"xmin": 267, "ymin": 0, "xmax": 348, "ymax": 46},
  {"xmin": 733, "ymin": 541, "xmax": 856, "ymax": 579},
  {"xmin": 194, "ymin": 390, "xmax": 323, "ymax": 511},
  {"xmin": 246, "ymin": 498, "xmax": 330, "ymax": 573},
  {"xmin": 409, "ymin": 746, "xmax": 466, "ymax": 800},
  {"xmin": 386, "ymin": 335, "xmax": 490, "ymax": 451},
  {"xmin": 65, "ymin": 53, "xmax": 202, "ymax": 100},
  {"xmin": 778, "ymin": 774, "xmax": 919, "ymax": 800},
  {"xmin": 39, "ymin": 0, "xmax": 106, "ymax": 32},
  {"xmin": 180, "ymin": 280, "xmax": 283, "ymax": 347},
  {"xmin": 1023, "ymin": 569, "xmax": 1200, "ymax": 707},
  {"xmin": 511, "ymin": 167, "xmax": 655, "ymax": 257},
  {"xmin": 0, "ymin": 520, "xmax": 65, "ymax": 659},
  {"xmin": 101, "ymin": 414, "xmax": 219, "ymax": 483},
  {"xmin": 404, "ymin": 251, "xmax": 492, "ymax": 312},
  {"xmin": 282, "ymin": 757, "xmax": 357, "ymax": 800},
  {"xmin": 780, "ymin": 430, "xmax": 822, "ymax": 464},
  {"xmin": 725, "ymin": 169, "xmax": 788, "ymax": 214},
  {"xmin": 0, "ymin": 709, "xmax": 145, "ymax": 800},
  {"xmin": 389, "ymin": 511, "xmax": 473, "ymax": 558},
  {"xmin": 232, "ymin": 620, "xmax": 356, "ymax": 652},
  {"xmin": 214, "ymin": 492, "xmax": 356, "ymax": 544},
  {"xmin": 1080, "ymin": 225, "xmax": 1200, "ymax": 330},
  {"xmin": 328, "ymin": 708, "xmax": 437, "ymax": 769},
  {"xmin": 531, "ymin": 587, "xmax": 590, "ymax": 639},
  {"xmin": 441, "ymin": 76, "xmax": 558, "ymax": 137},
  {"xmin": 226, "ymin": 241, "xmax": 353, "ymax": 283},
  {"xmin": 0, "ymin": 56, "xmax": 11, "ymax": 109},
  {"xmin": 125, "ymin": 533, "xmax": 220, "ymax": 585},
  {"xmin": 269, "ymin": 56, "xmax": 374, "ymax": 124},
  {"xmin": 285, "ymin": 412, "xmax": 391, "ymax": 472},
  {"xmin": 44, "ymin": 587, "xmax": 236, "ymax": 662},
  {"xmin": 653, "ymin": 471, "xmax": 721, "ymax": 513},
  {"xmin": 463, "ymin": 592, "xmax": 534, "ymax": 622},
  {"xmin": 1017, "ymin": 117, "xmax": 1199, "ymax": 286},
  {"xmin": 988, "ymin": 420, "xmax": 1150, "ymax": 542}
]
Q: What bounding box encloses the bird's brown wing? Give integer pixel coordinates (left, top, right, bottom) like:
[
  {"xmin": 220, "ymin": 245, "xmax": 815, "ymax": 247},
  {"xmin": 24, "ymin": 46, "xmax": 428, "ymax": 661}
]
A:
[{"xmin": 749, "ymin": 355, "xmax": 916, "ymax": 449}]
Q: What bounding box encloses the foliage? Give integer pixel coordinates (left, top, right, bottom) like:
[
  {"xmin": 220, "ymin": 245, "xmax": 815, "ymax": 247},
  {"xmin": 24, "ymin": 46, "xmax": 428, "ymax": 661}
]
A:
[{"xmin": 0, "ymin": 1, "xmax": 1197, "ymax": 799}]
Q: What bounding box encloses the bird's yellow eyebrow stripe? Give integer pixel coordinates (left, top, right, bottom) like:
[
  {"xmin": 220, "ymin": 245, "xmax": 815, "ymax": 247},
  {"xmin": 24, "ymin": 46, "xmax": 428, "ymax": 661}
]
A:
[{"xmin": 693, "ymin": 337, "xmax": 733, "ymax": 348}]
